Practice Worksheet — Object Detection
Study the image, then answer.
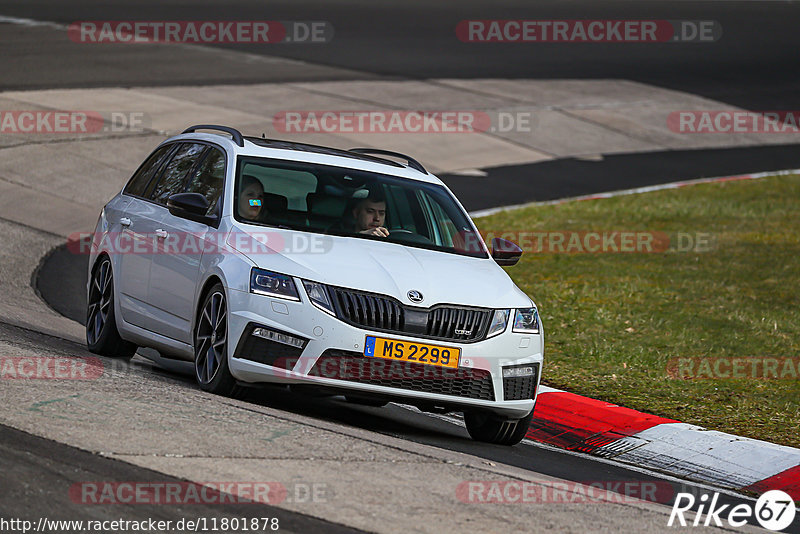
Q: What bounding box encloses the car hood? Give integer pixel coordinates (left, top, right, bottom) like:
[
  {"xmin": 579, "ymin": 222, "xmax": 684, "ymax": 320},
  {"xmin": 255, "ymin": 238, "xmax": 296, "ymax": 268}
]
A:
[{"xmin": 229, "ymin": 227, "xmax": 532, "ymax": 308}]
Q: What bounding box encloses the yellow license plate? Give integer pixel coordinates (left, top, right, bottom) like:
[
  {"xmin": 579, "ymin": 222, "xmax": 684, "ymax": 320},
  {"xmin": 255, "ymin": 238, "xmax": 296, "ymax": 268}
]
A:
[{"xmin": 364, "ymin": 336, "xmax": 460, "ymax": 369}]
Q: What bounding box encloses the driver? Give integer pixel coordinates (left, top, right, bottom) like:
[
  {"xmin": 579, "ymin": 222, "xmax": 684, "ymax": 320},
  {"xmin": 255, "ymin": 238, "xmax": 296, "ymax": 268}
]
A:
[{"xmin": 351, "ymin": 189, "xmax": 389, "ymax": 237}]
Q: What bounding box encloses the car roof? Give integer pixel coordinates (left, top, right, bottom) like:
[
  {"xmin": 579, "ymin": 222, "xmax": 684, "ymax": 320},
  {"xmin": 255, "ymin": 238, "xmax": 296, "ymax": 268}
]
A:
[{"xmin": 166, "ymin": 125, "xmax": 443, "ymax": 185}]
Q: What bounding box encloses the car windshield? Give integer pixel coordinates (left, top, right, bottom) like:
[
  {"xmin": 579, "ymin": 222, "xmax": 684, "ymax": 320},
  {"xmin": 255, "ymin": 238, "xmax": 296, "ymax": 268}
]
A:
[{"xmin": 233, "ymin": 156, "xmax": 488, "ymax": 258}]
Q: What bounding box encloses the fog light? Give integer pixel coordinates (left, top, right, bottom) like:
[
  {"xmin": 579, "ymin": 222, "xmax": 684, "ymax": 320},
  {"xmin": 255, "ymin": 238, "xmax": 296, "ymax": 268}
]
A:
[
  {"xmin": 252, "ymin": 327, "xmax": 306, "ymax": 349},
  {"xmin": 502, "ymin": 366, "xmax": 535, "ymax": 378}
]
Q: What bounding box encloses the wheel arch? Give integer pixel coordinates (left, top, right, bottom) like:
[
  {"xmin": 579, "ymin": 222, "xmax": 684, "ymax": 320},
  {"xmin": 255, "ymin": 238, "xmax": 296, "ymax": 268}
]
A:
[
  {"xmin": 89, "ymin": 251, "xmax": 112, "ymax": 276},
  {"xmin": 88, "ymin": 252, "xmax": 117, "ymax": 318},
  {"xmin": 192, "ymin": 275, "xmax": 225, "ymax": 344}
]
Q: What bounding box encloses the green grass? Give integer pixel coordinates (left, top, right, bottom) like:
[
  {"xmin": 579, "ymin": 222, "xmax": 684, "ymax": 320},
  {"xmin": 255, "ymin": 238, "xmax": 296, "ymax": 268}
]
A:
[{"xmin": 475, "ymin": 174, "xmax": 800, "ymax": 448}]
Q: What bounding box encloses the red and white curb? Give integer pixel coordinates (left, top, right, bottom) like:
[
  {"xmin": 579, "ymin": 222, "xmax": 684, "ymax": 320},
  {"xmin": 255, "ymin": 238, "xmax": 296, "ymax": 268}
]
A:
[
  {"xmin": 529, "ymin": 386, "xmax": 800, "ymax": 500},
  {"xmin": 468, "ymin": 168, "xmax": 800, "ymax": 500}
]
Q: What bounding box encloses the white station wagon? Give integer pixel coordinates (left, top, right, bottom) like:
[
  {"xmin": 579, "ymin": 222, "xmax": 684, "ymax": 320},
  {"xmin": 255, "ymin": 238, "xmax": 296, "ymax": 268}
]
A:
[{"xmin": 87, "ymin": 125, "xmax": 543, "ymax": 445}]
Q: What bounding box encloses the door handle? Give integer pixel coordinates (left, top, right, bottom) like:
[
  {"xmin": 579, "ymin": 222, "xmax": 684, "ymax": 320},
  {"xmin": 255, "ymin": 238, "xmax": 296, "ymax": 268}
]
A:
[
  {"xmin": 120, "ymin": 217, "xmax": 132, "ymax": 227},
  {"xmin": 155, "ymin": 229, "xmax": 168, "ymax": 239}
]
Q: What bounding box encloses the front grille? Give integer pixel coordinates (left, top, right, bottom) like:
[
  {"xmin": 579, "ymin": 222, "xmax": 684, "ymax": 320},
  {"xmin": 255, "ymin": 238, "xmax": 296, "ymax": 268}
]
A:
[
  {"xmin": 427, "ymin": 307, "xmax": 489, "ymax": 340},
  {"xmin": 233, "ymin": 324, "xmax": 306, "ymax": 369},
  {"xmin": 329, "ymin": 286, "xmax": 491, "ymax": 343},
  {"xmin": 502, "ymin": 364, "xmax": 540, "ymax": 401},
  {"xmin": 310, "ymin": 350, "xmax": 495, "ymax": 401},
  {"xmin": 330, "ymin": 287, "xmax": 404, "ymax": 331}
]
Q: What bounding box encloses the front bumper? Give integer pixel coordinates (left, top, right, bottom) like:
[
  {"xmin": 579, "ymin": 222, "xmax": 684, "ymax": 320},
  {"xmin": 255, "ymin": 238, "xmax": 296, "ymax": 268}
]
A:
[{"xmin": 226, "ymin": 287, "xmax": 543, "ymax": 418}]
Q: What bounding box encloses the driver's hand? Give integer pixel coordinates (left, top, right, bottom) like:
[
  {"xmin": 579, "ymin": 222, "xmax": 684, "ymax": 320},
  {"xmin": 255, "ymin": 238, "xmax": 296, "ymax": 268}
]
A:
[{"xmin": 361, "ymin": 227, "xmax": 389, "ymax": 237}]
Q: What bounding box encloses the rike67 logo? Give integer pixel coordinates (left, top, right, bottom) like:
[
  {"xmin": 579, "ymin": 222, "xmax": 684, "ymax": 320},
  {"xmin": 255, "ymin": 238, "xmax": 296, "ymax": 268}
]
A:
[{"xmin": 669, "ymin": 490, "xmax": 796, "ymax": 531}]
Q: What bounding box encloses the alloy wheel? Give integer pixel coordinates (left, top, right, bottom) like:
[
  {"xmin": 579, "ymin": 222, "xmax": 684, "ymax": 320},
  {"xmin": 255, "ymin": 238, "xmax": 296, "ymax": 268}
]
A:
[
  {"xmin": 195, "ymin": 290, "xmax": 227, "ymax": 384},
  {"xmin": 87, "ymin": 259, "xmax": 113, "ymax": 346}
]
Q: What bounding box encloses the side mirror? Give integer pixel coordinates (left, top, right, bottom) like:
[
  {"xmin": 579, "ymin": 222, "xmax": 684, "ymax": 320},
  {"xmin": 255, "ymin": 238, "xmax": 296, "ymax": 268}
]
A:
[
  {"xmin": 167, "ymin": 193, "xmax": 216, "ymax": 225},
  {"xmin": 491, "ymin": 237, "xmax": 523, "ymax": 266}
]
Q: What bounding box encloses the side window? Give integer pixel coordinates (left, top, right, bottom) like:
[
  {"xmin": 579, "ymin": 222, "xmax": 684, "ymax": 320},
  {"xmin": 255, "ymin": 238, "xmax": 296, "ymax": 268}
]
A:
[
  {"xmin": 384, "ymin": 184, "xmax": 417, "ymax": 232},
  {"xmin": 148, "ymin": 143, "xmax": 206, "ymax": 205},
  {"xmin": 419, "ymin": 191, "xmax": 460, "ymax": 247},
  {"xmin": 418, "ymin": 189, "xmax": 479, "ymax": 252},
  {"xmin": 241, "ymin": 163, "xmax": 317, "ymax": 210},
  {"xmin": 123, "ymin": 144, "xmax": 174, "ymax": 197},
  {"xmin": 184, "ymin": 147, "xmax": 226, "ymax": 215}
]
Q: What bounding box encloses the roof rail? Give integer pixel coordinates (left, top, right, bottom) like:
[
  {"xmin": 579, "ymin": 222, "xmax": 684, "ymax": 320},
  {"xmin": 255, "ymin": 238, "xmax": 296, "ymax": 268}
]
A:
[
  {"xmin": 243, "ymin": 137, "xmax": 405, "ymax": 168},
  {"xmin": 349, "ymin": 148, "xmax": 428, "ymax": 174},
  {"xmin": 182, "ymin": 125, "xmax": 244, "ymax": 147}
]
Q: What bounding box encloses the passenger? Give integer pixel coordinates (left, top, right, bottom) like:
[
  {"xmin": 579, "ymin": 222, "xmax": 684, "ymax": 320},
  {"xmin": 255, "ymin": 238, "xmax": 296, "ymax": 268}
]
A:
[{"xmin": 238, "ymin": 175, "xmax": 264, "ymax": 221}]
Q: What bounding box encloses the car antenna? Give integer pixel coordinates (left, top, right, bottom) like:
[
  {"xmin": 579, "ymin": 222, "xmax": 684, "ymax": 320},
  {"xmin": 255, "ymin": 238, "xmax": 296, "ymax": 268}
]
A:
[{"xmin": 261, "ymin": 133, "xmax": 266, "ymax": 139}]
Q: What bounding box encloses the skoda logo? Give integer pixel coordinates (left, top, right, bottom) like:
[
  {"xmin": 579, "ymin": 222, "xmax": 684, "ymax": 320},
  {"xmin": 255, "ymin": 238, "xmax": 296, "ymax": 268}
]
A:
[{"xmin": 407, "ymin": 290, "xmax": 424, "ymax": 303}]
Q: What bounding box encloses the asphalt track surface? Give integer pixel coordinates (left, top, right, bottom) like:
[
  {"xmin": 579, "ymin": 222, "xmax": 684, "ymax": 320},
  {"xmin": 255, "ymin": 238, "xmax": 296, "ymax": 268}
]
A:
[
  {"xmin": 1, "ymin": 0, "xmax": 800, "ymax": 112},
  {"xmin": 4, "ymin": 0, "xmax": 800, "ymax": 531},
  {"xmin": 445, "ymin": 143, "xmax": 800, "ymax": 211},
  {"xmin": 5, "ymin": 0, "xmax": 800, "ymax": 211},
  {"xmin": 0, "ymin": 422, "xmax": 367, "ymax": 534},
  {"xmin": 3, "ymin": 320, "xmax": 791, "ymax": 532},
  {"xmin": 28, "ymin": 205, "xmax": 800, "ymax": 533}
]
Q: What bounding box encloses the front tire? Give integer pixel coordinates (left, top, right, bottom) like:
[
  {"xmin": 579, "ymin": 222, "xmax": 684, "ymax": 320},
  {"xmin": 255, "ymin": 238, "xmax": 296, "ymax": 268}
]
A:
[
  {"xmin": 464, "ymin": 408, "xmax": 534, "ymax": 446},
  {"xmin": 194, "ymin": 283, "xmax": 238, "ymax": 396},
  {"xmin": 86, "ymin": 257, "xmax": 137, "ymax": 358}
]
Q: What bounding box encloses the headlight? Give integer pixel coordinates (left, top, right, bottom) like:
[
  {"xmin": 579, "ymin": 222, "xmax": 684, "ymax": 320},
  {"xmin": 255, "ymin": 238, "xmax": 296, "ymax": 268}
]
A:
[
  {"xmin": 486, "ymin": 309, "xmax": 510, "ymax": 338},
  {"xmin": 302, "ymin": 280, "xmax": 335, "ymax": 316},
  {"xmin": 250, "ymin": 268, "xmax": 299, "ymax": 301},
  {"xmin": 513, "ymin": 307, "xmax": 540, "ymax": 334}
]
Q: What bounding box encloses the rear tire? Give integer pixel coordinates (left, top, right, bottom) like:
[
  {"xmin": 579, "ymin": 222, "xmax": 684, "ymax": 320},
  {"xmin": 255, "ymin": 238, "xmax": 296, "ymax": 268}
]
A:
[
  {"xmin": 86, "ymin": 257, "xmax": 137, "ymax": 359},
  {"xmin": 464, "ymin": 408, "xmax": 534, "ymax": 445},
  {"xmin": 194, "ymin": 283, "xmax": 239, "ymax": 396}
]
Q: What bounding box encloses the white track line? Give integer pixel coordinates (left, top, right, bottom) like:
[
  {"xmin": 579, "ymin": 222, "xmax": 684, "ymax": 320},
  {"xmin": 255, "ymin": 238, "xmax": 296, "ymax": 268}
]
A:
[
  {"xmin": 0, "ymin": 15, "xmax": 66, "ymax": 29},
  {"xmin": 469, "ymin": 168, "xmax": 800, "ymax": 218},
  {"xmin": 0, "ymin": 14, "xmax": 329, "ymax": 69}
]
